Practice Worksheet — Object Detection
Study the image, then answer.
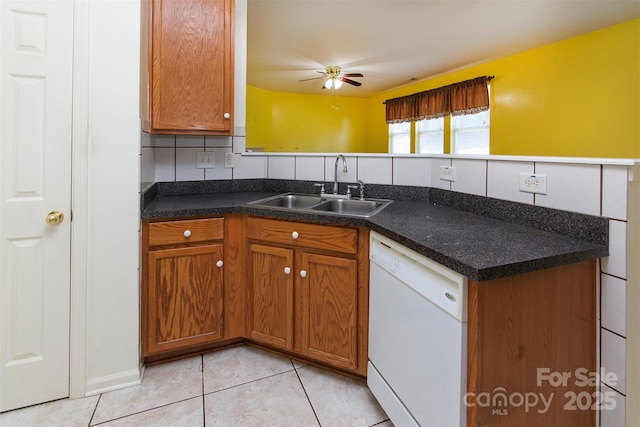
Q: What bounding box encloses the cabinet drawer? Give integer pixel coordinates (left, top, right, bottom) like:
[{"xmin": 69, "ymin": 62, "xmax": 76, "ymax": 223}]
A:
[
  {"xmin": 246, "ymin": 217, "xmax": 357, "ymax": 254},
  {"xmin": 148, "ymin": 218, "xmax": 224, "ymax": 246}
]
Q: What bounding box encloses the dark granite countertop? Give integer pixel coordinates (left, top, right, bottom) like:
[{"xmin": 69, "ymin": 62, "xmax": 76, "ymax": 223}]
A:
[{"xmin": 141, "ymin": 180, "xmax": 609, "ymax": 282}]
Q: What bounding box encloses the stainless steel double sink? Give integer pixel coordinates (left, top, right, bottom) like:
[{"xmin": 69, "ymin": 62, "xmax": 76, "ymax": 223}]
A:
[{"xmin": 247, "ymin": 193, "xmax": 393, "ymax": 218}]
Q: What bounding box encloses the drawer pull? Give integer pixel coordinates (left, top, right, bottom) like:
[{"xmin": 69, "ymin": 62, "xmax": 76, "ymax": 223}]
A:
[
  {"xmin": 223, "ymin": 112, "xmax": 231, "ymax": 119},
  {"xmin": 216, "ymin": 260, "xmax": 224, "ymax": 268},
  {"xmin": 300, "ymin": 270, "xmax": 307, "ymax": 278},
  {"xmin": 184, "ymin": 230, "xmax": 192, "ymax": 238},
  {"xmin": 291, "ymin": 231, "xmax": 299, "ymax": 240},
  {"xmin": 284, "ymin": 267, "xmax": 291, "ymax": 275}
]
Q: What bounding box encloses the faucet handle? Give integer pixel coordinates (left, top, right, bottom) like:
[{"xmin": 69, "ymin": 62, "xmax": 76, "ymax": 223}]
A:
[
  {"xmin": 314, "ymin": 183, "xmax": 325, "ymax": 195},
  {"xmin": 357, "ymin": 180, "xmax": 365, "ymax": 200},
  {"xmin": 347, "ymin": 185, "xmax": 358, "ymax": 199}
]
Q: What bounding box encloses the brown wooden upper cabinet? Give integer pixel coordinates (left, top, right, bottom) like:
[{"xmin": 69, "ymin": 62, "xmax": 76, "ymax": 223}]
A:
[{"xmin": 140, "ymin": 0, "xmax": 234, "ymax": 135}]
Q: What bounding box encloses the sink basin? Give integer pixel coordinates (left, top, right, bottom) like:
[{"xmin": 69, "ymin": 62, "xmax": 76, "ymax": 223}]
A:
[
  {"xmin": 247, "ymin": 193, "xmax": 323, "ymax": 209},
  {"xmin": 311, "ymin": 199, "xmax": 388, "ymax": 216},
  {"xmin": 247, "ymin": 193, "xmax": 392, "ymax": 217}
]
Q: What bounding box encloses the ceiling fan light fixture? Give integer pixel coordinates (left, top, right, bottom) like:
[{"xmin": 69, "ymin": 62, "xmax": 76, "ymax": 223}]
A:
[
  {"xmin": 323, "ymin": 78, "xmax": 334, "ymax": 89},
  {"xmin": 333, "ymin": 78, "xmax": 343, "ymax": 89}
]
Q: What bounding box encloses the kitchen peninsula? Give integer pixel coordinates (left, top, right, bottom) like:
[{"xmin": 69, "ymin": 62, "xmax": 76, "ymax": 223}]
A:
[{"xmin": 140, "ymin": 178, "xmax": 608, "ymax": 426}]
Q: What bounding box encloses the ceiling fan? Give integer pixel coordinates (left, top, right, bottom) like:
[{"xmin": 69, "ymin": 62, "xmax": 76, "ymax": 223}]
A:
[{"xmin": 299, "ymin": 66, "xmax": 363, "ymax": 89}]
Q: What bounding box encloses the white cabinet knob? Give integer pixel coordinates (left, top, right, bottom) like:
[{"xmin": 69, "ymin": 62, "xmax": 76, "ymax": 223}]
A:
[
  {"xmin": 300, "ymin": 270, "xmax": 307, "ymax": 278},
  {"xmin": 284, "ymin": 267, "xmax": 291, "ymax": 275},
  {"xmin": 223, "ymin": 112, "xmax": 231, "ymax": 119},
  {"xmin": 184, "ymin": 230, "xmax": 191, "ymax": 238},
  {"xmin": 216, "ymin": 260, "xmax": 223, "ymax": 268},
  {"xmin": 291, "ymin": 231, "xmax": 299, "ymax": 240}
]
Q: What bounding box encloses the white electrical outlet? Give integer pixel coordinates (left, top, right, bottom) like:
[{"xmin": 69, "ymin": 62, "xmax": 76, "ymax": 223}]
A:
[
  {"xmin": 519, "ymin": 173, "xmax": 547, "ymax": 194},
  {"xmin": 224, "ymin": 153, "xmax": 235, "ymax": 168},
  {"xmin": 439, "ymin": 165, "xmax": 456, "ymax": 182},
  {"xmin": 196, "ymin": 151, "xmax": 215, "ymax": 169}
]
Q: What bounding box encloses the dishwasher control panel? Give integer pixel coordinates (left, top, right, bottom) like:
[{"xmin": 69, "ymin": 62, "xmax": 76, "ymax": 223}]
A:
[{"xmin": 370, "ymin": 232, "xmax": 468, "ymax": 322}]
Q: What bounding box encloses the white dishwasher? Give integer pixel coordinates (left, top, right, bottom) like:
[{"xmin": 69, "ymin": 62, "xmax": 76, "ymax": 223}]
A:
[{"xmin": 367, "ymin": 232, "xmax": 468, "ymax": 427}]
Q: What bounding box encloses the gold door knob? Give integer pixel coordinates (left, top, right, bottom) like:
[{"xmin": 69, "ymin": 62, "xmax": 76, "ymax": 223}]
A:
[{"xmin": 45, "ymin": 210, "xmax": 64, "ymax": 225}]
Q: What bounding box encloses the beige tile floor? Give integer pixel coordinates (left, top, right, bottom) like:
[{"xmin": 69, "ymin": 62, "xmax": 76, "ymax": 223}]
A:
[{"xmin": 0, "ymin": 345, "xmax": 393, "ymax": 427}]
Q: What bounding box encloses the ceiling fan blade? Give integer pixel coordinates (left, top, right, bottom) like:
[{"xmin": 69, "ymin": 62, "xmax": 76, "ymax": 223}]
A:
[
  {"xmin": 298, "ymin": 76, "xmax": 325, "ymax": 82},
  {"xmin": 341, "ymin": 78, "xmax": 362, "ymax": 87},
  {"xmin": 342, "ymin": 73, "xmax": 363, "ymax": 78}
]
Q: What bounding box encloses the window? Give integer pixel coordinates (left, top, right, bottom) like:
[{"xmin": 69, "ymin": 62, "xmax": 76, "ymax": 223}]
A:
[
  {"xmin": 389, "ymin": 122, "xmax": 411, "ymax": 153},
  {"xmin": 416, "ymin": 117, "xmax": 444, "ymax": 154},
  {"xmin": 451, "ymin": 110, "xmax": 490, "ymax": 154}
]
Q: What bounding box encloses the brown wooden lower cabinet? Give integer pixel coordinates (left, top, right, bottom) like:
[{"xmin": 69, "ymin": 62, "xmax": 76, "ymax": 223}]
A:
[
  {"xmin": 246, "ymin": 216, "xmax": 369, "ymax": 376},
  {"xmin": 247, "ymin": 243, "xmax": 295, "ymax": 351},
  {"xmin": 142, "ymin": 214, "xmax": 246, "ymax": 360},
  {"xmin": 146, "ymin": 244, "xmax": 224, "ymax": 355},
  {"xmin": 142, "ymin": 214, "xmax": 597, "ymax": 426},
  {"xmin": 467, "ymin": 260, "xmax": 596, "ymax": 426}
]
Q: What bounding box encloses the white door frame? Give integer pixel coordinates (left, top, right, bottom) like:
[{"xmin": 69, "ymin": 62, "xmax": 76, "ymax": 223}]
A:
[{"xmin": 69, "ymin": 0, "xmax": 90, "ymax": 399}]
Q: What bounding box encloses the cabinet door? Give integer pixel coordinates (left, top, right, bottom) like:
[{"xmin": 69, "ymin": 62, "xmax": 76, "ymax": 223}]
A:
[
  {"xmin": 298, "ymin": 252, "xmax": 359, "ymax": 371},
  {"xmin": 248, "ymin": 244, "xmax": 294, "ymax": 350},
  {"xmin": 147, "ymin": 0, "xmax": 233, "ymax": 133},
  {"xmin": 146, "ymin": 244, "xmax": 224, "ymax": 355}
]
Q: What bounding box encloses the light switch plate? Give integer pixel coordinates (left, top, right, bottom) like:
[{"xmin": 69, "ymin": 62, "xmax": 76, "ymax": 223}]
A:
[{"xmin": 196, "ymin": 151, "xmax": 215, "ymax": 169}]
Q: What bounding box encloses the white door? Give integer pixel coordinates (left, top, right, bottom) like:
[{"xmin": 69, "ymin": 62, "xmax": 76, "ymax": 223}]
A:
[{"xmin": 0, "ymin": 0, "xmax": 73, "ymax": 412}]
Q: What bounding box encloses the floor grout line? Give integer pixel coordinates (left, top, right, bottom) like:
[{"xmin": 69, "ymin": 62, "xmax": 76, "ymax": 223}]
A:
[
  {"xmin": 202, "ymin": 367, "xmax": 298, "ymax": 397},
  {"xmin": 90, "ymin": 396, "xmax": 202, "ymax": 426},
  {"xmin": 292, "ymin": 362, "xmax": 322, "ymax": 427},
  {"xmin": 201, "ymin": 354, "xmax": 206, "ymax": 427},
  {"xmin": 87, "ymin": 394, "xmax": 101, "ymax": 427}
]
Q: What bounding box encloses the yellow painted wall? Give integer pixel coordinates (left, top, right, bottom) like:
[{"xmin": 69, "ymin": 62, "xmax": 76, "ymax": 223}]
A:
[
  {"xmin": 366, "ymin": 18, "xmax": 640, "ymax": 157},
  {"xmin": 248, "ymin": 19, "xmax": 639, "ymax": 157},
  {"xmin": 246, "ymin": 85, "xmax": 273, "ymax": 150},
  {"xmin": 246, "ymin": 86, "xmax": 368, "ymax": 152}
]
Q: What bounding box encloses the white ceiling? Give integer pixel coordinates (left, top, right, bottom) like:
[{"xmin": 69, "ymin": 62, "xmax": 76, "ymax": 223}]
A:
[{"xmin": 247, "ymin": 0, "xmax": 640, "ymax": 97}]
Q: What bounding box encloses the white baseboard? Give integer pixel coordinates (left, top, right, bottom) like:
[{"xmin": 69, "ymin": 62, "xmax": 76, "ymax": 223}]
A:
[{"xmin": 84, "ymin": 368, "xmax": 143, "ymax": 396}]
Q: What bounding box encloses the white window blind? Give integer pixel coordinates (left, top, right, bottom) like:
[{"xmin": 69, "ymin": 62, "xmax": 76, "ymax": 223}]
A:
[
  {"xmin": 389, "ymin": 122, "xmax": 411, "ymax": 153},
  {"xmin": 416, "ymin": 117, "xmax": 444, "ymax": 154},
  {"xmin": 451, "ymin": 110, "xmax": 490, "ymax": 154}
]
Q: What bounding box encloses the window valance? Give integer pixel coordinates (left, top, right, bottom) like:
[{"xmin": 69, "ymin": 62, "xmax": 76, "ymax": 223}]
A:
[{"xmin": 385, "ymin": 76, "xmax": 493, "ymax": 124}]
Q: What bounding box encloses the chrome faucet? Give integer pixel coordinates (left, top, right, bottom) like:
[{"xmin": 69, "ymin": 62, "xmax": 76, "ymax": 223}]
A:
[{"xmin": 333, "ymin": 154, "xmax": 348, "ymax": 194}]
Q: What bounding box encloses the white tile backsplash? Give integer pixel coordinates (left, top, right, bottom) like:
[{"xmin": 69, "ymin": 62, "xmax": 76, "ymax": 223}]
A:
[
  {"xmin": 600, "ymin": 385, "xmax": 625, "ymax": 427},
  {"xmin": 534, "ymin": 163, "xmax": 601, "ymax": 215},
  {"xmin": 601, "ymin": 274, "xmax": 627, "ymax": 337},
  {"xmin": 268, "ymin": 156, "xmax": 295, "ymax": 179},
  {"xmin": 601, "ymin": 329, "xmax": 626, "ymax": 394},
  {"xmin": 296, "ymin": 156, "xmax": 325, "ymax": 182},
  {"xmin": 392, "ymin": 157, "xmax": 430, "ymax": 187},
  {"xmin": 487, "ymin": 160, "xmax": 535, "ymax": 204},
  {"xmin": 153, "ymin": 147, "xmax": 175, "ymax": 181},
  {"xmin": 147, "ymin": 134, "xmax": 175, "ymax": 148},
  {"xmin": 233, "ymin": 154, "xmax": 267, "ymax": 179},
  {"xmin": 176, "ymin": 135, "xmax": 205, "ymax": 148},
  {"xmin": 601, "ymin": 220, "xmax": 627, "ymax": 279},
  {"xmin": 602, "ymin": 165, "xmax": 628, "ymax": 221},
  {"xmin": 176, "ymin": 147, "xmax": 205, "ymax": 181},
  {"xmin": 357, "ymin": 157, "xmax": 392, "ymax": 185},
  {"xmin": 205, "ymin": 136, "xmax": 232, "ymax": 148},
  {"xmin": 451, "ymin": 159, "xmax": 487, "ymax": 196},
  {"xmin": 140, "ymin": 147, "xmax": 155, "ymax": 184},
  {"xmin": 232, "ymin": 136, "xmax": 246, "ymax": 153}
]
